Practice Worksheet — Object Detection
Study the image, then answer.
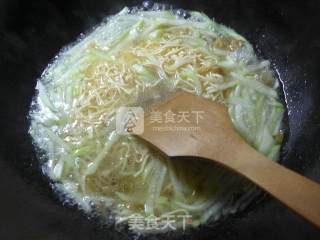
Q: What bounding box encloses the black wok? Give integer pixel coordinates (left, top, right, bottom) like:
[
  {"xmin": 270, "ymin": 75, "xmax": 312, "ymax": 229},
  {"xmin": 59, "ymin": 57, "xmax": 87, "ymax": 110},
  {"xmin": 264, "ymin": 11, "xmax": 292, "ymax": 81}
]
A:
[{"xmin": 0, "ymin": 0, "xmax": 320, "ymax": 239}]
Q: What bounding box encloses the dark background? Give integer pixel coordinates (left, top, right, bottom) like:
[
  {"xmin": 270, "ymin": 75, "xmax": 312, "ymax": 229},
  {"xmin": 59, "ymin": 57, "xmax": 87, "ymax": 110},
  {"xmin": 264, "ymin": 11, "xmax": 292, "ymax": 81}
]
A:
[{"xmin": 0, "ymin": 0, "xmax": 320, "ymax": 239}]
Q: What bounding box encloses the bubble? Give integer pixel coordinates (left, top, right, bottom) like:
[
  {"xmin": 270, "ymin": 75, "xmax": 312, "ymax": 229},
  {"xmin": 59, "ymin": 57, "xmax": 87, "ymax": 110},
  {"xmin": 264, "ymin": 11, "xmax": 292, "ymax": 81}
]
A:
[
  {"xmin": 175, "ymin": 8, "xmax": 190, "ymax": 19},
  {"xmin": 142, "ymin": 1, "xmax": 154, "ymax": 10},
  {"xmin": 152, "ymin": 3, "xmax": 172, "ymax": 11}
]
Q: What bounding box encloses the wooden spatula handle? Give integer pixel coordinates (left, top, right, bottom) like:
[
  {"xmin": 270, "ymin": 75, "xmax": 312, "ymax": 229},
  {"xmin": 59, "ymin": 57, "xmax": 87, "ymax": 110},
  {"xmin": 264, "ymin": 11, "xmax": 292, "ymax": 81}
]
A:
[
  {"xmin": 139, "ymin": 91, "xmax": 320, "ymax": 228},
  {"xmin": 203, "ymin": 142, "xmax": 320, "ymax": 228}
]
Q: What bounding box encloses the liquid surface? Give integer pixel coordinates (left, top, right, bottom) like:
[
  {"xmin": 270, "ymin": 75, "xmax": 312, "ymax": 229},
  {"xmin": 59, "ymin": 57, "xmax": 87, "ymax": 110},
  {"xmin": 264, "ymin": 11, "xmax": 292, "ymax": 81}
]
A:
[{"xmin": 29, "ymin": 6, "xmax": 284, "ymax": 232}]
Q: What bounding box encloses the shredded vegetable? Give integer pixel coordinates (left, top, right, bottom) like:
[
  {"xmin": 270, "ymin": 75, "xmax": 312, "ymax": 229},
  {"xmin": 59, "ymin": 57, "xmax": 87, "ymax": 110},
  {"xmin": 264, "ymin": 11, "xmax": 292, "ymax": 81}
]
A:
[{"xmin": 29, "ymin": 6, "xmax": 284, "ymax": 232}]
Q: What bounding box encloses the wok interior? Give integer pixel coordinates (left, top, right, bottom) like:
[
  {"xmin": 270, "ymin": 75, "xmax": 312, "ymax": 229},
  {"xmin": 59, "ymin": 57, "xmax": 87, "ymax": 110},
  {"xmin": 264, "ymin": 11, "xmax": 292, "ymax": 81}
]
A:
[{"xmin": 1, "ymin": 1, "xmax": 320, "ymax": 239}]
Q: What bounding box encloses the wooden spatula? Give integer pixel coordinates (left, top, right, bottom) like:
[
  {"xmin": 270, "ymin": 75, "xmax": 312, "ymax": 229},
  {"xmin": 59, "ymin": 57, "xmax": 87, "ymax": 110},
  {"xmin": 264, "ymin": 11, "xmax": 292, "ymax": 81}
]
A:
[{"xmin": 134, "ymin": 91, "xmax": 320, "ymax": 228}]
